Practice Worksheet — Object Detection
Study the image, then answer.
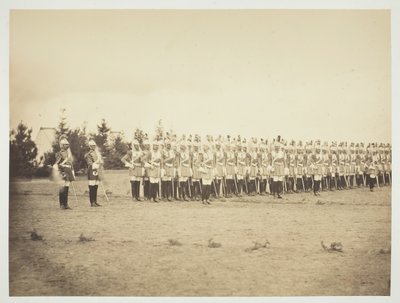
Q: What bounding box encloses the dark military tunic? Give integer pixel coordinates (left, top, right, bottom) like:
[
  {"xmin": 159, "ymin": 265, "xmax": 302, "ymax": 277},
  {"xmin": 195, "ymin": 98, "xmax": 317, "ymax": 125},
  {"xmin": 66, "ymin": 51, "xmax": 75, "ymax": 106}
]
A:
[
  {"xmin": 85, "ymin": 150, "xmax": 102, "ymax": 180},
  {"xmin": 56, "ymin": 149, "xmax": 75, "ymax": 181}
]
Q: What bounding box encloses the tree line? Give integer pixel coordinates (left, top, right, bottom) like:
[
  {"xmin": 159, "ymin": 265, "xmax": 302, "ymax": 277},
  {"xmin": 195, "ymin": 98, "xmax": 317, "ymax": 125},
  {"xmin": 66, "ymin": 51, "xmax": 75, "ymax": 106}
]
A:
[{"xmin": 9, "ymin": 110, "xmax": 166, "ymax": 178}]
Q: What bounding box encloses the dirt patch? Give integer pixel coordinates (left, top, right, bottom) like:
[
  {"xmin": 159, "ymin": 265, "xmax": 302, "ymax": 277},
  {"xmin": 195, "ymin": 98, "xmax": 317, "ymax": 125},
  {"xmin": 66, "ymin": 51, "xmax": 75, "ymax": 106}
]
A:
[{"xmin": 9, "ymin": 175, "xmax": 391, "ymax": 296}]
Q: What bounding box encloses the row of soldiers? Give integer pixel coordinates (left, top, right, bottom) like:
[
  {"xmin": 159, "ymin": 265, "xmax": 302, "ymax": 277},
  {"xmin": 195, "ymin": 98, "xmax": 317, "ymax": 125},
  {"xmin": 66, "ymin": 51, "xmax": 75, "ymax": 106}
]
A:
[{"xmin": 120, "ymin": 135, "xmax": 392, "ymax": 204}]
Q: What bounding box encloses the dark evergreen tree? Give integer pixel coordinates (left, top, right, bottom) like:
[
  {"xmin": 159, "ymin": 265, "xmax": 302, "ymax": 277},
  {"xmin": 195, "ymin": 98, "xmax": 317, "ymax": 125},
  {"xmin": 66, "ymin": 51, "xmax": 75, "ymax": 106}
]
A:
[
  {"xmin": 104, "ymin": 135, "xmax": 129, "ymax": 169},
  {"xmin": 10, "ymin": 122, "xmax": 38, "ymax": 178}
]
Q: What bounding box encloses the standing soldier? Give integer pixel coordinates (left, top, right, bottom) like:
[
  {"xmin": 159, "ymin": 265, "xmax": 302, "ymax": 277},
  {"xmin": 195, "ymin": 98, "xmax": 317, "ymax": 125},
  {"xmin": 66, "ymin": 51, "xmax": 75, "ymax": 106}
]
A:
[
  {"xmin": 295, "ymin": 141, "xmax": 305, "ymax": 192},
  {"xmin": 388, "ymin": 143, "xmax": 392, "ymax": 185},
  {"xmin": 225, "ymin": 141, "xmax": 238, "ymax": 197},
  {"xmin": 355, "ymin": 144, "xmax": 364, "ymax": 187},
  {"xmin": 214, "ymin": 140, "xmax": 226, "ymax": 198},
  {"xmin": 337, "ymin": 144, "xmax": 346, "ymax": 190},
  {"xmin": 121, "ymin": 139, "xmax": 144, "ymax": 201},
  {"xmin": 271, "ymin": 138, "xmax": 285, "ymax": 199},
  {"xmin": 330, "ymin": 142, "xmax": 339, "ymax": 190},
  {"xmin": 142, "ymin": 138, "xmax": 151, "ymax": 200},
  {"xmin": 200, "ymin": 143, "xmax": 214, "ymax": 204},
  {"xmin": 191, "ymin": 140, "xmax": 202, "ymax": 201},
  {"xmin": 173, "ymin": 140, "xmax": 181, "ymax": 200},
  {"xmin": 321, "ymin": 142, "xmax": 330, "ymax": 190},
  {"xmin": 305, "ymin": 143, "xmax": 313, "ymax": 192},
  {"xmin": 236, "ymin": 141, "xmax": 247, "ymax": 196},
  {"xmin": 54, "ymin": 136, "xmax": 75, "ymax": 210},
  {"xmin": 147, "ymin": 141, "xmax": 162, "ymax": 202},
  {"xmin": 177, "ymin": 141, "xmax": 191, "ymax": 201},
  {"xmin": 259, "ymin": 141, "xmax": 269, "ymax": 195},
  {"xmin": 287, "ymin": 141, "xmax": 296, "ymax": 193},
  {"xmin": 85, "ymin": 139, "xmax": 103, "ymax": 206},
  {"xmin": 366, "ymin": 147, "xmax": 378, "ymax": 191},
  {"xmin": 349, "ymin": 144, "xmax": 357, "ymax": 188},
  {"xmin": 378, "ymin": 144, "xmax": 386, "ymax": 186},
  {"xmin": 384, "ymin": 144, "xmax": 392, "ymax": 185},
  {"xmin": 162, "ymin": 140, "xmax": 175, "ymax": 201},
  {"xmin": 311, "ymin": 142, "xmax": 323, "ymax": 196},
  {"xmin": 344, "ymin": 145, "xmax": 351, "ymax": 189},
  {"xmin": 248, "ymin": 142, "xmax": 258, "ymax": 195}
]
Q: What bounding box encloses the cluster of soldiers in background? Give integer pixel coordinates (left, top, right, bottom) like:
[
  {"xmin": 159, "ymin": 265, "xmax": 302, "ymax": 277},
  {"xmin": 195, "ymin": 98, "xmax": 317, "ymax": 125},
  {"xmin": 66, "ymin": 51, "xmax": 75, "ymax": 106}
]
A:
[{"xmin": 120, "ymin": 134, "xmax": 392, "ymax": 205}]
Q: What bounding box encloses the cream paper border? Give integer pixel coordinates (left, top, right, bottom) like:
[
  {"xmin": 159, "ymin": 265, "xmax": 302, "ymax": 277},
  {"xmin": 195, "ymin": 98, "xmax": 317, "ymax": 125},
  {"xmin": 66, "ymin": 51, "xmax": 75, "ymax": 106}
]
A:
[{"xmin": 1, "ymin": 1, "xmax": 398, "ymax": 303}]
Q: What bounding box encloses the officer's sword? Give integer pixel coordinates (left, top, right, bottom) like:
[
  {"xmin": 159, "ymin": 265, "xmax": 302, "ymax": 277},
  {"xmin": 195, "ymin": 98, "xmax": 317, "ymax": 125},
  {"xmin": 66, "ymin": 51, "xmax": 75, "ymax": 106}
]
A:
[
  {"xmin": 100, "ymin": 181, "xmax": 109, "ymax": 202},
  {"xmin": 71, "ymin": 182, "xmax": 79, "ymax": 205}
]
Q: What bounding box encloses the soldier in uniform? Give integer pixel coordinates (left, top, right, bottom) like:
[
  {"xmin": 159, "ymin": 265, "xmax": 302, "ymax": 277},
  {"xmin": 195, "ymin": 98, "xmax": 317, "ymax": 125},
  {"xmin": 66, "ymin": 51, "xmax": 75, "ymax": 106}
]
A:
[
  {"xmin": 248, "ymin": 142, "xmax": 259, "ymax": 196},
  {"xmin": 343, "ymin": 145, "xmax": 351, "ymax": 189},
  {"xmin": 384, "ymin": 144, "xmax": 392, "ymax": 185},
  {"xmin": 355, "ymin": 144, "xmax": 363, "ymax": 187},
  {"xmin": 337, "ymin": 145, "xmax": 346, "ymax": 190},
  {"xmin": 236, "ymin": 141, "xmax": 247, "ymax": 196},
  {"xmin": 214, "ymin": 140, "xmax": 226, "ymax": 198},
  {"xmin": 191, "ymin": 141, "xmax": 202, "ymax": 201},
  {"xmin": 225, "ymin": 141, "xmax": 238, "ymax": 197},
  {"xmin": 54, "ymin": 136, "xmax": 75, "ymax": 210},
  {"xmin": 161, "ymin": 140, "xmax": 175, "ymax": 201},
  {"xmin": 177, "ymin": 141, "xmax": 191, "ymax": 201},
  {"xmin": 142, "ymin": 138, "xmax": 151, "ymax": 200},
  {"xmin": 305, "ymin": 143, "xmax": 313, "ymax": 192},
  {"xmin": 366, "ymin": 147, "xmax": 378, "ymax": 191},
  {"xmin": 121, "ymin": 139, "xmax": 144, "ymax": 201},
  {"xmin": 271, "ymin": 138, "xmax": 285, "ymax": 199},
  {"xmin": 295, "ymin": 141, "xmax": 305, "ymax": 192},
  {"xmin": 330, "ymin": 143, "xmax": 339, "ymax": 190},
  {"xmin": 258, "ymin": 141, "xmax": 268, "ymax": 195},
  {"xmin": 200, "ymin": 143, "xmax": 214, "ymax": 204},
  {"xmin": 147, "ymin": 141, "xmax": 162, "ymax": 202},
  {"xmin": 311, "ymin": 142, "xmax": 323, "ymax": 196},
  {"xmin": 349, "ymin": 144, "xmax": 357, "ymax": 188},
  {"xmin": 286, "ymin": 142, "xmax": 296, "ymax": 193},
  {"xmin": 85, "ymin": 139, "xmax": 103, "ymax": 206},
  {"xmin": 321, "ymin": 142, "xmax": 330, "ymax": 190}
]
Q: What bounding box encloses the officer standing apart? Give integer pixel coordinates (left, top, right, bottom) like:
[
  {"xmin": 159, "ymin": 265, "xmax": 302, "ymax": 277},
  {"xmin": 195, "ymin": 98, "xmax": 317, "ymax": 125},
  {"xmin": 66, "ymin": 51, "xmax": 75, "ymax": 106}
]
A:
[
  {"xmin": 85, "ymin": 139, "xmax": 103, "ymax": 207},
  {"xmin": 54, "ymin": 136, "xmax": 75, "ymax": 210}
]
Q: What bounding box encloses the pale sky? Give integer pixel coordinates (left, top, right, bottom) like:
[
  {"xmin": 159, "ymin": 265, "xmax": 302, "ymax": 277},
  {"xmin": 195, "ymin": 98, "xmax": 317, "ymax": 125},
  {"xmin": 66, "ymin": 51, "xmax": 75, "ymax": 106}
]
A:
[{"xmin": 9, "ymin": 9, "xmax": 391, "ymax": 143}]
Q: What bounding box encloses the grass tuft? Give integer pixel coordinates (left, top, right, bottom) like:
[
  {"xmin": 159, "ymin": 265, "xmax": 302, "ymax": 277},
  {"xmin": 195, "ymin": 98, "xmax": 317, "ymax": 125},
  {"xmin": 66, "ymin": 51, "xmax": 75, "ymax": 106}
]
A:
[
  {"xmin": 245, "ymin": 240, "xmax": 270, "ymax": 252},
  {"xmin": 79, "ymin": 233, "xmax": 95, "ymax": 242},
  {"xmin": 168, "ymin": 239, "xmax": 182, "ymax": 246},
  {"xmin": 29, "ymin": 229, "xmax": 43, "ymax": 241},
  {"xmin": 321, "ymin": 241, "xmax": 343, "ymax": 252},
  {"xmin": 208, "ymin": 238, "xmax": 221, "ymax": 248}
]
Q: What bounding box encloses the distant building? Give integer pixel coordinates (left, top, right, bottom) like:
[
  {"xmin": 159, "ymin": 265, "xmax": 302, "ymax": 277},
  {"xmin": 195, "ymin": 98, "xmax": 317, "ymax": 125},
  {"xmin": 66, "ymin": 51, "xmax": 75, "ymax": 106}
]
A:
[{"xmin": 34, "ymin": 127, "xmax": 56, "ymax": 165}]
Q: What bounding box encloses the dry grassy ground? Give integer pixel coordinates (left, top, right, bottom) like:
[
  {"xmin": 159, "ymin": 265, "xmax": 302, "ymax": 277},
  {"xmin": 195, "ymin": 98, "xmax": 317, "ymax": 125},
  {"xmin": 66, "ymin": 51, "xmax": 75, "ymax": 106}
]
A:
[{"xmin": 9, "ymin": 171, "xmax": 391, "ymax": 296}]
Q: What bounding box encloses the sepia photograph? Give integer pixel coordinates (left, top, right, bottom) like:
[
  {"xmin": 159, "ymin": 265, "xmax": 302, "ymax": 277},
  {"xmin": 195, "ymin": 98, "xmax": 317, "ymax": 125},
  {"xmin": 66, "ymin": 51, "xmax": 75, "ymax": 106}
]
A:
[{"xmin": 2, "ymin": 1, "xmax": 399, "ymax": 302}]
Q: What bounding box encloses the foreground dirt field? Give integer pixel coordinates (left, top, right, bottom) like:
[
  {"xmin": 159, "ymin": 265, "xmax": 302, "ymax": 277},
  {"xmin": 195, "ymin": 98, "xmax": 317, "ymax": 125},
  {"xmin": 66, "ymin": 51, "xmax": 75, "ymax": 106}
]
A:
[{"xmin": 9, "ymin": 173, "xmax": 391, "ymax": 296}]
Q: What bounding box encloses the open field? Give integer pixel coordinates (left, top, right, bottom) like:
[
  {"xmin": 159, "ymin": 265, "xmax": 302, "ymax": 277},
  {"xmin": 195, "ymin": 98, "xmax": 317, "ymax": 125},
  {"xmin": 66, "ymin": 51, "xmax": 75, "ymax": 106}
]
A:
[{"xmin": 9, "ymin": 171, "xmax": 391, "ymax": 296}]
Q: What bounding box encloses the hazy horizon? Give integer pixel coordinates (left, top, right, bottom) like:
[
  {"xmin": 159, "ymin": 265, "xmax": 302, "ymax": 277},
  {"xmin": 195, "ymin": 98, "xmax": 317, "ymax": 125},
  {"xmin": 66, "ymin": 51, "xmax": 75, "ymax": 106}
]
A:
[{"xmin": 9, "ymin": 10, "xmax": 391, "ymax": 143}]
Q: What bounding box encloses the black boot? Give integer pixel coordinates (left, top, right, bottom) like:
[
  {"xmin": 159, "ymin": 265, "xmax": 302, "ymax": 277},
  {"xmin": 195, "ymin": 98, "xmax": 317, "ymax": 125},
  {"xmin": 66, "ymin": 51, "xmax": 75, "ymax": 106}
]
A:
[
  {"xmin": 369, "ymin": 177, "xmax": 375, "ymax": 191},
  {"xmin": 313, "ymin": 180, "xmax": 320, "ymax": 196},
  {"xmin": 180, "ymin": 182, "xmax": 188, "ymax": 201},
  {"xmin": 277, "ymin": 181, "xmax": 282, "ymax": 199},
  {"xmin": 59, "ymin": 187, "xmax": 64, "ymax": 208},
  {"xmin": 135, "ymin": 181, "xmax": 141, "ymax": 201},
  {"xmin": 152, "ymin": 183, "xmax": 159, "ymax": 202},
  {"xmin": 93, "ymin": 185, "xmax": 101, "ymax": 206},
  {"xmin": 89, "ymin": 186, "xmax": 95, "ymax": 206},
  {"xmin": 206, "ymin": 185, "xmax": 211, "ymax": 204},
  {"xmin": 144, "ymin": 180, "xmax": 150, "ymax": 200},
  {"xmin": 130, "ymin": 181, "xmax": 135, "ymax": 201},
  {"xmin": 63, "ymin": 187, "xmax": 71, "ymax": 209}
]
